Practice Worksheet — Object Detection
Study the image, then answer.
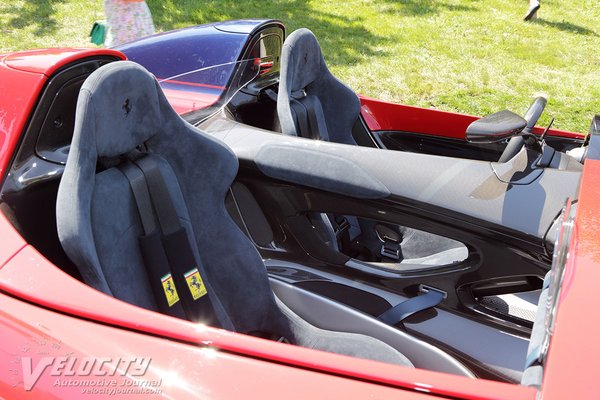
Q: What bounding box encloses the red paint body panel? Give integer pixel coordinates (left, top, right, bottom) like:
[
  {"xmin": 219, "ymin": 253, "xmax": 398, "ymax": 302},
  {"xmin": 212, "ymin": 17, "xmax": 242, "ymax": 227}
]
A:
[
  {"xmin": 0, "ymin": 291, "xmax": 446, "ymax": 400},
  {"xmin": 0, "ymin": 235, "xmax": 534, "ymax": 400},
  {"xmin": 0, "ymin": 213, "xmax": 26, "ymax": 268},
  {"xmin": 0, "ymin": 65, "xmax": 46, "ymax": 181},
  {"xmin": 359, "ymin": 96, "xmax": 584, "ymax": 139},
  {"xmin": 540, "ymin": 160, "xmax": 600, "ymax": 400},
  {"xmin": 2, "ymin": 48, "xmax": 125, "ymax": 76}
]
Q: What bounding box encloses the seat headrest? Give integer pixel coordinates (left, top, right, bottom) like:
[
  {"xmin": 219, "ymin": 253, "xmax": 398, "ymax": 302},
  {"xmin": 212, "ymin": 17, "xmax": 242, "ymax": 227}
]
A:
[
  {"xmin": 76, "ymin": 61, "xmax": 163, "ymax": 158},
  {"xmin": 281, "ymin": 28, "xmax": 324, "ymax": 93}
]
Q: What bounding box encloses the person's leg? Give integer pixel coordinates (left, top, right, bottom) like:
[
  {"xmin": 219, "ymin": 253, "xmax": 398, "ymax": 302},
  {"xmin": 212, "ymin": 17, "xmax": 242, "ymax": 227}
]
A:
[
  {"xmin": 104, "ymin": 0, "xmax": 132, "ymax": 47},
  {"xmin": 104, "ymin": 0, "xmax": 116, "ymax": 47},
  {"xmin": 524, "ymin": 0, "xmax": 541, "ymax": 21},
  {"xmin": 105, "ymin": 0, "xmax": 154, "ymax": 47},
  {"xmin": 130, "ymin": 1, "xmax": 155, "ymax": 38}
]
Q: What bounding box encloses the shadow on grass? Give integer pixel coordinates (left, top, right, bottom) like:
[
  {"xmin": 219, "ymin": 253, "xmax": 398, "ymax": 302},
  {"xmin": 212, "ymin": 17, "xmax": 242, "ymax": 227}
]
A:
[
  {"xmin": 531, "ymin": 18, "xmax": 598, "ymax": 36},
  {"xmin": 379, "ymin": 0, "xmax": 479, "ymax": 16},
  {"xmin": 2, "ymin": 0, "xmax": 65, "ymax": 36},
  {"xmin": 147, "ymin": 0, "xmax": 390, "ymax": 67}
]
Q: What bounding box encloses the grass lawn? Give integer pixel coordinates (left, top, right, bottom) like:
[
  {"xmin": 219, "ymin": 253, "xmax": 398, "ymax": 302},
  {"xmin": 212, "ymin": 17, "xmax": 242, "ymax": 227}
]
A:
[{"xmin": 1, "ymin": 0, "xmax": 598, "ymax": 133}]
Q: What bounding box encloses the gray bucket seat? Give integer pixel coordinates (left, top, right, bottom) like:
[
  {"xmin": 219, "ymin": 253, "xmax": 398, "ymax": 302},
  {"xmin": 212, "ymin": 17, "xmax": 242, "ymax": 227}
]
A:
[
  {"xmin": 277, "ymin": 28, "xmax": 359, "ymax": 144},
  {"xmin": 277, "ymin": 28, "xmax": 466, "ymax": 265},
  {"xmin": 56, "ymin": 60, "xmax": 421, "ymax": 366}
]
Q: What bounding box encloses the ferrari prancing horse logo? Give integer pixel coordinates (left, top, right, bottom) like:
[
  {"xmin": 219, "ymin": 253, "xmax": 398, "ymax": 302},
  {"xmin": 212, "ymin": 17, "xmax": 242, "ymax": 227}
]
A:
[
  {"xmin": 185, "ymin": 268, "xmax": 208, "ymax": 300},
  {"xmin": 161, "ymin": 273, "xmax": 180, "ymax": 307}
]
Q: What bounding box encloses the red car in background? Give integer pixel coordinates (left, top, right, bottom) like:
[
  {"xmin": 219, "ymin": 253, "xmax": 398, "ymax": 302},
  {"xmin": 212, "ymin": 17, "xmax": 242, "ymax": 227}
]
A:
[{"xmin": 0, "ymin": 19, "xmax": 598, "ymax": 399}]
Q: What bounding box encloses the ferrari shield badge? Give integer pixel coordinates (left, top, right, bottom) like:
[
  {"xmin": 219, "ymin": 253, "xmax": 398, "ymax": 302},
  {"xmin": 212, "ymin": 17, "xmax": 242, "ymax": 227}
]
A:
[
  {"xmin": 161, "ymin": 273, "xmax": 180, "ymax": 307},
  {"xmin": 184, "ymin": 268, "xmax": 208, "ymax": 300}
]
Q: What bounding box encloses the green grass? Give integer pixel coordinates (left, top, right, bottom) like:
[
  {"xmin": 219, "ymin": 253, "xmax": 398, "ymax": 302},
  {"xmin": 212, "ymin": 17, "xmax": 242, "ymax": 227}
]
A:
[{"xmin": 1, "ymin": 0, "xmax": 599, "ymax": 133}]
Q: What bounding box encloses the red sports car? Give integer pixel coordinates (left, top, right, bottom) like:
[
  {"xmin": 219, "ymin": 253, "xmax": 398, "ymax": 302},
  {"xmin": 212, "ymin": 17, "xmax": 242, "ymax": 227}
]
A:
[{"xmin": 0, "ymin": 19, "xmax": 598, "ymax": 399}]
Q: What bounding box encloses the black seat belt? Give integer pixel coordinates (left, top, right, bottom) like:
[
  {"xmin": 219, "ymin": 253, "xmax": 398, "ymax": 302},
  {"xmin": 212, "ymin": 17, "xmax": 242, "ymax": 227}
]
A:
[
  {"xmin": 119, "ymin": 161, "xmax": 186, "ymax": 319},
  {"xmin": 121, "ymin": 154, "xmax": 291, "ymax": 341},
  {"xmin": 290, "ymin": 98, "xmax": 312, "ymax": 139},
  {"xmin": 378, "ymin": 285, "xmax": 446, "ymax": 326},
  {"xmin": 303, "ymin": 95, "xmax": 329, "ymax": 141},
  {"xmin": 331, "ymin": 215, "xmax": 352, "ymax": 251},
  {"xmin": 120, "ymin": 156, "xmax": 219, "ymax": 326},
  {"xmin": 132, "ymin": 155, "xmax": 220, "ymax": 327},
  {"xmin": 290, "ymin": 95, "xmax": 328, "ymax": 141}
]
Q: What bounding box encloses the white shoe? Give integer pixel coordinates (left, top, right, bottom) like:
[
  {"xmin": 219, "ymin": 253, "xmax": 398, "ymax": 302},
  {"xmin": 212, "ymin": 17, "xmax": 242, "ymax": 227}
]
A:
[{"xmin": 524, "ymin": 1, "xmax": 541, "ymax": 21}]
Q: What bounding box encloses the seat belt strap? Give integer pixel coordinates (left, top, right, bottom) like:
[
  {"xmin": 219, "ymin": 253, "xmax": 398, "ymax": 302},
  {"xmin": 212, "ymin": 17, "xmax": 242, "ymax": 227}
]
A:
[
  {"xmin": 332, "ymin": 215, "xmax": 352, "ymax": 251},
  {"xmin": 119, "ymin": 162, "xmax": 186, "ymax": 319},
  {"xmin": 119, "ymin": 161, "xmax": 157, "ymax": 234},
  {"xmin": 131, "ymin": 156, "xmax": 219, "ymax": 327},
  {"xmin": 133, "ymin": 156, "xmax": 181, "ymax": 236},
  {"xmin": 290, "ymin": 98, "xmax": 312, "ymax": 139},
  {"xmin": 303, "ymin": 95, "xmax": 329, "ymax": 141},
  {"xmin": 378, "ymin": 285, "xmax": 446, "ymax": 325}
]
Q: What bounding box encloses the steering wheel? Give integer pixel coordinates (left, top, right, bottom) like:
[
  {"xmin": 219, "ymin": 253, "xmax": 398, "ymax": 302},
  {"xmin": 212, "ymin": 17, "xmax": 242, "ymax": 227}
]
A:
[{"xmin": 497, "ymin": 97, "xmax": 547, "ymax": 162}]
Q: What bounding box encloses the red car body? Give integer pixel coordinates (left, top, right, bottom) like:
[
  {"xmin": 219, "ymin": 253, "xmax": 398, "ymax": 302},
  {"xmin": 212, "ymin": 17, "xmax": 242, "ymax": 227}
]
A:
[{"xmin": 0, "ymin": 46, "xmax": 597, "ymax": 399}]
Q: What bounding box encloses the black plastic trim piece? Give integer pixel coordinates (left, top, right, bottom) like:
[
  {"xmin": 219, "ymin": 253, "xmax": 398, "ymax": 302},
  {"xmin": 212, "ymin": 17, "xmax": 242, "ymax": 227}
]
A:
[{"xmin": 352, "ymin": 116, "xmax": 378, "ymax": 148}]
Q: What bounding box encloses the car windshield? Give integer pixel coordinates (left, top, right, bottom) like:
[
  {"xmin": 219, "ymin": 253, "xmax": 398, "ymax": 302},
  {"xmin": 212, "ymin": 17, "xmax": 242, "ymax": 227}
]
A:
[{"xmin": 157, "ymin": 58, "xmax": 260, "ymax": 124}]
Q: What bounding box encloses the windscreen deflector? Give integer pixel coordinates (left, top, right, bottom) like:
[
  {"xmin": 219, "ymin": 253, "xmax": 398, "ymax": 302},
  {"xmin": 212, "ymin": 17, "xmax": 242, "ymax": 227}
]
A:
[{"xmin": 157, "ymin": 58, "xmax": 260, "ymax": 124}]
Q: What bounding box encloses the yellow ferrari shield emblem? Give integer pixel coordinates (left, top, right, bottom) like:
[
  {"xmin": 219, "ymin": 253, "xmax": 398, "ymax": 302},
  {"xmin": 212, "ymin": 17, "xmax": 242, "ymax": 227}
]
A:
[
  {"xmin": 161, "ymin": 273, "xmax": 180, "ymax": 307},
  {"xmin": 184, "ymin": 268, "xmax": 207, "ymax": 300}
]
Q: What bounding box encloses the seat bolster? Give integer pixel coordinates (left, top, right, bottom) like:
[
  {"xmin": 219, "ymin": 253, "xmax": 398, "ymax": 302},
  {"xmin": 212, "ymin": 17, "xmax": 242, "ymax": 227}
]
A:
[
  {"xmin": 58, "ymin": 61, "xmax": 164, "ymax": 293},
  {"xmin": 272, "ymin": 278, "xmax": 475, "ymax": 377},
  {"xmin": 275, "ymin": 297, "xmax": 414, "ymax": 367},
  {"xmin": 91, "ymin": 168, "xmax": 156, "ymax": 309},
  {"xmin": 307, "ymin": 70, "xmax": 361, "ymax": 145},
  {"xmin": 57, "ymin": 89, "xmax": 112, "ymax": 295}
]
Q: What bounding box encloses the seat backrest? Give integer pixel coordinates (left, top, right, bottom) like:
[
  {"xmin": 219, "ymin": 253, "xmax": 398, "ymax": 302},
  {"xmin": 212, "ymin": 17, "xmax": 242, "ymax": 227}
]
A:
[
  {"xmin": 277, "ymin": 28, "xmax": 361, "ymax": 145},
  {"xmin": 56, "ymin": 61, "xmax": 292, "ymax": 336}
]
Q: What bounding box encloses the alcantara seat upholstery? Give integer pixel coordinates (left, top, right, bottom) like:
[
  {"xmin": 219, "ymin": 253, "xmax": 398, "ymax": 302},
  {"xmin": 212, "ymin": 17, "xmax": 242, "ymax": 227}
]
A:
[
  {"xmin": 277, "ymin": 28, "xmax": 359, "ymax": 144},
  {"xmin": 277, "ymin": 28, "xmax": 467, "ymax": 265},
  {"xmin": 55, "ymin": 60, "xmax": 415, "ymax": 367}
]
